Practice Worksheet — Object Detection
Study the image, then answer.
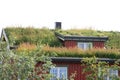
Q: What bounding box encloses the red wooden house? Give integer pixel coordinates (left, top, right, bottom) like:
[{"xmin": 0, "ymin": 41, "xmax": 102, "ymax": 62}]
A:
[
  {"xmin": 47, "ymin": 32, "xmax": 120, "ymax": 80},
  {"xmin": 49, "ymin": 22, "xmax": 119, "ymax": 80},
  {"xmin": 0, "ymin": 25, "xmax": 119, "ymax": 80},
  {"xmin": 55, "ymin": 32, "xmax": 108, "ymax": 49},
  {"xmin": 49, "ymin": 57, "xmax": 119, "ymax": 80}
]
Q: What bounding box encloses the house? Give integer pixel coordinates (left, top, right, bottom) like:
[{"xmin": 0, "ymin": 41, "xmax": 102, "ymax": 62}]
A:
[
  {"xmin": 55, "ymin": 32, "xmax": 108, "ymax": 49},
  {"xmin": 0, "ymin": 23, "xmax": 120, "ymax": 80},
  {"xmin": 50, "ymin": 57, "xmax": 120, "ymax": 80}
]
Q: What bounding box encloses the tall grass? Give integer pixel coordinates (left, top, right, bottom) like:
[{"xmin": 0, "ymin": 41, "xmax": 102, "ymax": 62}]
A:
[
  {"xmin": 4, "ymin": 27, "xmax": 120, "ymax": 49},
  {"xmin": 41, "ymin": 46, "xmax": 120, "ymax": 59},
  {"xmin": 17, "ymin": 43, "xmax": 37, "ymax": 52},
  {"xmin": 5, "ymin": 27, "xmax": 62, "ymax": 47}
]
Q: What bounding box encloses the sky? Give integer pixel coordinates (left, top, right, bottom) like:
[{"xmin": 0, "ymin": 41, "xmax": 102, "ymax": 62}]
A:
[{"xmin": 0, "ymin": 0, "xmax": 120, "ymax": 33}]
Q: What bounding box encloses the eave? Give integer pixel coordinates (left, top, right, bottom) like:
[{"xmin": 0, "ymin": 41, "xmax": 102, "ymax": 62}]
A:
[{"xmin": 51, "ymin": 57, "xmax": 117, "ymax": 63}]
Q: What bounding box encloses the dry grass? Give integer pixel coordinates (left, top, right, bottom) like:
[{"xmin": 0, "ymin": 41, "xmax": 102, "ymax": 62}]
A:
[
  {"xmin": 41, "ymin": 46, "xmax": 120, "ymax": 59},
  {"xmin": 17, "ymin": 43, "xmax": 37, "ymax": 52}
]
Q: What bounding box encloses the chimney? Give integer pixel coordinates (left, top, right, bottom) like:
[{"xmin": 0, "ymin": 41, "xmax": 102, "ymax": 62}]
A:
[{"xmin": 55, "ymin": 22, "xmax": 61, "ymax": 30}]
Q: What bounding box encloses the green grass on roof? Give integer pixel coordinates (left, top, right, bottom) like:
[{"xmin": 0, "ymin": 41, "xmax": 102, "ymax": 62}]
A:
[
  {"xmin": 56, "ymin": 29, "xmax": 109, "ymax": 36},
  {"xmin": 41, "ymin": 46, "xmax": 120, "ymax": 59},
  {"xmin": 4, "ymin": 27, "xmax": 62, "ymax": 47},
  {"xmin": 4, "ymin": 27, "xmax": 120, "ymax": 49}
]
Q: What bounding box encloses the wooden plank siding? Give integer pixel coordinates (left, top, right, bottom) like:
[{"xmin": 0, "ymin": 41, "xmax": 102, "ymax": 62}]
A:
[
  {"xmin": 64, "ymin": 40, "xmax": 77, "ymax": 48},
  {"xmin": 36, "ymin": 61, "xmax": 120, "ymax": 80},
  {"xmin": 64, "ymin": 40, "xmax": 105, "ymax": 49},
  {"xmin": 54, "ymin": 62, "xmax": 86, "ymax": 80},
  {"xmin": 93, "ymin": 41, "xmax": 105, "ymax": 48}
]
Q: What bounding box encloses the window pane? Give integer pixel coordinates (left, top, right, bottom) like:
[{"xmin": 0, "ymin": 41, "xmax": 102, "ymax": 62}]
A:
[
  {"xmin": 100, "ymin": 69, "xmax": 119, "ymax": 80},
  {"xmin": 84, "ymin": 43, "xmax": 89, "ymax": 50},
  {"xmin": 59, "ymin": 67, "xmax": 67, "ymax": 79},
  {"xmin": 50, "ymin": 67, "xmax": 67, "ymax": 80},
  {"xmin": 78, "ymin": 43, "xmax": 84, "ymax": 49},
  {"xmin": 78, "ymin": 42, "xmax": 92, "ymax": 50},
  {"xmin": 50, "ymin": 68, "xmax": 58, "ymax": 80},
  {"xmin": 109, "ymin": 69, "xmax": 118, "ymax": 80}
]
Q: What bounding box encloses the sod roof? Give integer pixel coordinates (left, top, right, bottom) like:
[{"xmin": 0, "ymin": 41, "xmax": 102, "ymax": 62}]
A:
[{"xmin": 2, "ymin": 27, "xmax": 120, "ymax": 49}]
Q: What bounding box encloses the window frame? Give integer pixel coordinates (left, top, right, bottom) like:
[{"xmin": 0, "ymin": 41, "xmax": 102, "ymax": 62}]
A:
[{"xmin": 77, "ymin": 42, "xmax": 93, "ymax": 50}]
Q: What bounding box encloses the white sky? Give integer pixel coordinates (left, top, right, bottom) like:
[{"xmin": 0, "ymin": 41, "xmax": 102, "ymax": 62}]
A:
[{"xmin": 0, "ymin": 0, "xmax": 120, "ymax": 33}]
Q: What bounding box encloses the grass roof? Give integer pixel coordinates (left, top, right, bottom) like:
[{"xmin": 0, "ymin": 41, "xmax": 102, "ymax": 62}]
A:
[
  {"xmin": 41, "ymin": 46, "xmax": 120, "ymax": 59},
  {"xmin": 3, "ymin": 27, "xmax": 120, "ymax": 49},
  {"xmin": 4, "ymin": 27, "xmax": 62, "ymax": 47},
  {"xmin": 3, "ymin": 27, "xmax": 120, "ymax": 59}
]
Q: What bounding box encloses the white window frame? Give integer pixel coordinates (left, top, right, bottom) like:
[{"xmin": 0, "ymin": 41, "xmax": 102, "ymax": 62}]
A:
[
  {"xmin": 50, "ymin": 66, "xmax": 68, "ymax": 80},
  {"xmin": 77, "ymin": 42, "xmax": 92, "ymax": 50}
]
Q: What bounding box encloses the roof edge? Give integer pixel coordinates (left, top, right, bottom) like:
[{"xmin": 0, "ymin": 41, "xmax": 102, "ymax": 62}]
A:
[
  {"xmin": 51, "ymin": 57, "xmax": 117, "ymax": 63},
  {"xmin": 55, "ymin": 32, "xmax": 108, "ymax": 42}
]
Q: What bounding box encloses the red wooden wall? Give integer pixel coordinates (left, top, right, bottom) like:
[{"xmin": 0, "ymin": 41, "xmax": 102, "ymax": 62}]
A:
[
  {"xmin": 36, "ymin": 62, "xmax": 120, "ymax": 80},
  {"xmin": 64, "ymin": 40, "xmax": 105, "ymax": 49},
  {"xmin": 64, "ymin": 40, "xmax": 77, "ymax": 48},
  {"xmin": 93, "ymin": 41, "xmax": 105, "ymax": 48},
  {"xmin": 54, "ymin": 62, "xmax": 86, "ymax": 80},
  {"xmin": 36, "ymin": 62, "xmax": 86, "ymax": 80}
]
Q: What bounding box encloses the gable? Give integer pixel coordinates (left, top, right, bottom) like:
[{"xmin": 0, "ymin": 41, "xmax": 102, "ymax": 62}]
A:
[{"xmin": 0, "ymin": 29, "xmax": 10, "ymax": 50}]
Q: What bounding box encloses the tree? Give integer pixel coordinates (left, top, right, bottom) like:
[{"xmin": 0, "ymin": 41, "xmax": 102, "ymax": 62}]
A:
[{"xmin": 0, "ymin": 44, "xmax": 54, "ymax": 80}]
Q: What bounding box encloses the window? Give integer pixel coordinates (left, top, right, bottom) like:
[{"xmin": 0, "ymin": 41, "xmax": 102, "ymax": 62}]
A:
[
  {"xmin": 77, "ymin": 42, "xmax": 92, "ymax": 50},
  {"xmin": 50, "ymin": 67, "xmax": 68, "ymax": 80},
  {"xmin": 99, "ymin": 68, "xmax": 118, "ymax": 80},
  {"xmin": 106, "ymin": 69, "xmax": 118, "ymax": 80}
]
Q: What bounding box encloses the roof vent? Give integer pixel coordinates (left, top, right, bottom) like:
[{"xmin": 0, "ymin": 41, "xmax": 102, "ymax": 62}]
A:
[{"xmin": 55, "ymin": 22, "xmax": 61, "ymax": 29}]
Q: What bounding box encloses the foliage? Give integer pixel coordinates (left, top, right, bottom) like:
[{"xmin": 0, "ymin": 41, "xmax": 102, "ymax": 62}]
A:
[
  {"xmin": 41, "ymin": 46, "xmax": 120, "ymax": 59},
  {"xmin": 5, "ymin": 27, "xmax": 62, "ymax": 47},
  {"xmin": 0, "ymin": 44, "xmax": 54, "ymax": 80},
  {"xmin": 106, "ymin": 32, "xmax": 120, "ymax": 49},
  {"xmin": 0, "ymin": 50, "xmax": 35, "ymax": 80},
  {"xmin": 82, "ymin": 56, "xmax": 120, "ymax": 80},
  {"xmin": 0, "ymin": 41, "xmax": 8, "ymax": 51},
  {"xmin": 69, "ymin": 71, "xmax": 77, "ymax": 80}
]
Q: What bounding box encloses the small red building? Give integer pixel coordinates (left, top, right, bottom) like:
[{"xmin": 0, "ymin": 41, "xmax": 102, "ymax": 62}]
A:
[
  {"xmin": 55, "ymin": 32, "xmax": 108, "ymax": 49},
  {"xmin": 47, "ymin": 33, "xmax": 120, "ymax": 80}
]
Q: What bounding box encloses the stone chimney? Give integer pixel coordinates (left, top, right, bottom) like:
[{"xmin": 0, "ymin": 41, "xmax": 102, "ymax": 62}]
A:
[{"xmin": 55, "ymin": 22, "xmax": 61, "ymax": 30}]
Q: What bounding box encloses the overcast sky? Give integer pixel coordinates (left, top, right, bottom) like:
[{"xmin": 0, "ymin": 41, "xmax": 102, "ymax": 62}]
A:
[{"xmin": 0, "ymin": 0, "xmax": 120, "ymax": 32}]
